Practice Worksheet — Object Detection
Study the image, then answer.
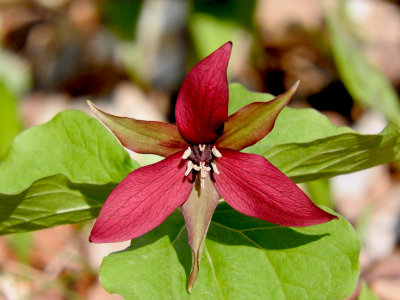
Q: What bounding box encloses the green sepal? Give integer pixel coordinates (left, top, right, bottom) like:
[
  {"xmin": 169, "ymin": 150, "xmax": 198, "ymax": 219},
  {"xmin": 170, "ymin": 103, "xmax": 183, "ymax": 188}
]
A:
[
  {"xmin": 216, "ymin": 82, "xmax": 298, "ymax": 151},
  {"xmin": 88, "ymin": 101, "xmax": 188, "ymax": 157}
]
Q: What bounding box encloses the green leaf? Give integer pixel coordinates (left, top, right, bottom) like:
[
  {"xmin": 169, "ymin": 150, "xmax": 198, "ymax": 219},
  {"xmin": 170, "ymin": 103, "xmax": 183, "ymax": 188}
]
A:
[
  {"xmin": 0, "ymin": 175, "xmax": 115, "ymax": 234},
  {"xmin": 359, "ymin": 282, "xmax": 380, "ymax": 300},
  {"xmin": 0, "ymin": 110, "xmax": 136, "ymax": 234},
  {"xmin": 306, "ymin": 179, "xmax": 333, "ymax": 208},
  {"xmin": 267, "ymin": 125, "xmax": 400, "ymax": 183},
  {"xmin": 0, "ymin": 81, "xmax": 20, "ymax": 160},
  {"xmin": 193, "ymin": 0, "xmax": 256, "ymax": 30},
  {"xmin": 228, "ymin": 83, "xmax": 400, "ymax": 183},
  {"xmin": 325, "ymin": 6, "xmax": 400, "ymax": 127},
  {"xmin": 190, "ymin": 13, "xmax": 242, "ymax": 61},
  {"xmin": 0, "ymin": 110, "xmax": 135, "ymax": 194},
  {"xmin": 229, "ymin": 83, "xmax": 275, "ymax": 115},
  {"xmin": 100, "ymin": 203, "xmax": 360, "ymax": 299}
]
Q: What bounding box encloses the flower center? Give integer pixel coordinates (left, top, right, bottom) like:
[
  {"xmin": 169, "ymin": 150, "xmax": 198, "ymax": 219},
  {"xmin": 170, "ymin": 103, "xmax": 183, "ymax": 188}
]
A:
[{"xmin": 181, "ymin": 144, "xmax": 222, "ymax": 189}]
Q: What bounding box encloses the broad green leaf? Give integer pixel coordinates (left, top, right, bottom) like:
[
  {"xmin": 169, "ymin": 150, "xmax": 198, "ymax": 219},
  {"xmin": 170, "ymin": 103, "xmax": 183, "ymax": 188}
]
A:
[
  {"xmin": 0, "ymin": 110, "xmax": 136, "ymax": 234},
  {"xmin": 325, "ymin": 7, "xmax": 400, "ymax": 127},
  {"xmin": 0, "ymin": 110, "xmax": 135, "ymax": 195},
  {"xmin": 0, "ymin": 81, "xmax": 20, "ymax": 159},
  {"xmin": 306, "ymin": 179, "xmax": 333, "ymax": 208},
  {"xmin": 0, "ymin": 175, "xmax": 114, "ymax": 234},
  {"xmin": 267, "ymin": 125, "xmax": 400, "ymax": 183},
  {"xmin": 359, "ymin": 282, "xmax": 380, "ymax": 300},
  {"xmin": 100, "ymin": 203, "xmax": 360, "ymax": 299},
  {"xmin": 228, "ymin": 83, "xmax": 400, "ymax": 183},
  {"xmin": 190, "ymin": 13, "xmax": 242, "ymax": 61}
]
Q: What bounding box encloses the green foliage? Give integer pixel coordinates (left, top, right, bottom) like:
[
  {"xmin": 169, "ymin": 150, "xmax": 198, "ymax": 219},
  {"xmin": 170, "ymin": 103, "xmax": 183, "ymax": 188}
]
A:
[
  {"xmin": 0, "ymin": 111, "xmax": 136, "ymax": 234},
  {"xmin": 0, "ymin": 175, "xmax": 114, "ymax": 234},
  {"xmin": 325, "ymin": 6, "xmax": 400, "ymax": 127},
  {"xmin": 5, "ymin": 232, "xmax": 33, "ymax": 264},
  {"xmin": 99, "ymin": 0, "xmax": 143, "ymax": 40},
  {"xmin": 359, "ymin": 282, "xmax": 380, "ymax": 300},
  {"xmin": 229, "ymin": 84, "xmax": 400, "ymax": 183},
  {"xmin": 190, "ymin": 0, "xmax": 256, "ymax": 62},
  {"xmin": 268, "ymin": 124, "xmax": 399, "ymax": 183},
  {"xmin": 190, "ymin": 13, "xmax": 242, "ymax": 61},
  {"xmin": 306, "ymin": 179, "xmax": 333, "ymax": 208},
  {"xmin": 100, "ymin": 203, "xmax": 360, "ymax": 299},
  {"xmin": 0, "ymin": 81, "xmax": 20, "ymax": 160},
  {"xmin": 193, "ymin": 0, "xmax": 256, "ymax": 30}
]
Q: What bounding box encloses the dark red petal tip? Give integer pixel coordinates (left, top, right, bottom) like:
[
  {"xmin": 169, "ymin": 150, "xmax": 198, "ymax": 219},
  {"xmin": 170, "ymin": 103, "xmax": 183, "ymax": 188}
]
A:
[
  {"xmin": 175, "ymin": 42, "xmax": 232, "ymax": 145},
  {"xmin": 90, "ymin": 151, "xmax": 194, "ymax": 243},
  {"xmin": 213, "ymin": 149, "xmax": 337, "ymax": 227}
]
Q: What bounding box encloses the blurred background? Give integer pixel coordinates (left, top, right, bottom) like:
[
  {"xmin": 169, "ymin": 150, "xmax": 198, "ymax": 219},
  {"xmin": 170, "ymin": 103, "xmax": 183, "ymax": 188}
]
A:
[{"xmin": 0, "ymin": 0, "xmax": 399, "ymax": 299}]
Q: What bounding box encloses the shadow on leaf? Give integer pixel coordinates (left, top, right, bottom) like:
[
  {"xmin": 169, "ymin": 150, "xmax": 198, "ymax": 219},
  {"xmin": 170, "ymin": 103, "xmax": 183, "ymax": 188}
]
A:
[
  {"xmin": 0, "ymin": 174, "xmax": 114, "ymax": 235},
  {"xmin": 119, "ymin": 202, "xmax": 329, "ymax": 289}
]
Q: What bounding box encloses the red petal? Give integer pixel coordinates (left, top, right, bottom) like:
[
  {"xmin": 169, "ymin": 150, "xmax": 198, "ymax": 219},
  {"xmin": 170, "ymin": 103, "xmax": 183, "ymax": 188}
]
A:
[
  {"xmin": 175, "ymin": 42, "xmax": 232, "ymax": 145},
  {"xmin": 213, "ymin": 149, "xmax": 337, "ymax": 227},
  {"xmin": 90, "ymin": 152, "xmax": 193, "ymax": 242}
]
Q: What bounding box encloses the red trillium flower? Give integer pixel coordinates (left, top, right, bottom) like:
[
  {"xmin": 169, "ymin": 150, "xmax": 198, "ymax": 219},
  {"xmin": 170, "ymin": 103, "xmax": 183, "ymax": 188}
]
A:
[{"xmin": 88, "ymin": 42, "xmax": 337, "ymax": 291}]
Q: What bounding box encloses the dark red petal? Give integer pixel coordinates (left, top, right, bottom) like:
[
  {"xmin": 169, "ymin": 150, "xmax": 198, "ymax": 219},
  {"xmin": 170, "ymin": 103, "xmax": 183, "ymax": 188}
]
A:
[
  {"xmin": 90, "ymin": 152, "xmax": 193, "ymax": 243},
  {"xmin": 213, "ymin": 149, "xmax": 337, "ymax": 227},
  {"xmin": 175, "ymin": 42, "xmax": 232, "ymax": 145}
]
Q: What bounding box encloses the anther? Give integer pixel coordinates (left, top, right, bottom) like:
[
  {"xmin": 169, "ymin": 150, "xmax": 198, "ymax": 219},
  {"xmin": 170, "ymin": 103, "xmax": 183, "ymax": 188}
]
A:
[
  {"xmin": 199, "ymin": 144, "xmax": 206, "ymax": 152},
  {"xmin": 211, "ymin": 146, "xmax": 222, "ymax": 158},
  {"xmin": 211, "ymin": 161, "xmax": 219, "ymax": 174},
  {"xmin": 182, "ymin": 147, "xmax": 191, "ymax": 159},
  {"xmin": 185, "ymin": 160, "xmax": 194, "ymax": 176}
]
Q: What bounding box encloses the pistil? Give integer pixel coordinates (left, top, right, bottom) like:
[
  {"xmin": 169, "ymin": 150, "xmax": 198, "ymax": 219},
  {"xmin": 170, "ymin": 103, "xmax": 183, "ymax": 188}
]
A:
[{"xmin": 182, "ymin": 144, "xmax": 222, "ymax": 188}]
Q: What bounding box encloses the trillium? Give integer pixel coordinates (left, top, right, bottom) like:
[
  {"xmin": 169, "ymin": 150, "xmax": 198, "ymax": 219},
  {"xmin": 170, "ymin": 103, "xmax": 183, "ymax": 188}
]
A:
[{"xmin": 88, "ymin": 42, "xmax": 337, "ymax": 291}]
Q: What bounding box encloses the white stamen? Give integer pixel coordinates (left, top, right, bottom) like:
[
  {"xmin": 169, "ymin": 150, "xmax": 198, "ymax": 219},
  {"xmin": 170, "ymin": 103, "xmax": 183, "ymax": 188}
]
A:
[
  {"xmin": 182, "ymin": 147, "xmax": 191, "ymax": 159},
  {"xmin": 199, "ymin": 144, "xmax": 206, "ymax": 151},
  {"xmin": 185, "ymin": 160, "xmax": 194, "ymax": 176},
  {"xmin": 211, "ymin": 161, "xmax": 219, "ymax": 174},
  {"xmin": 212, "ymin": 146, "xmax": 222, "ymax": 158},
  {"xmin": 193, "ymin": 161, "xmax": 211, "ymax": 189}
]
